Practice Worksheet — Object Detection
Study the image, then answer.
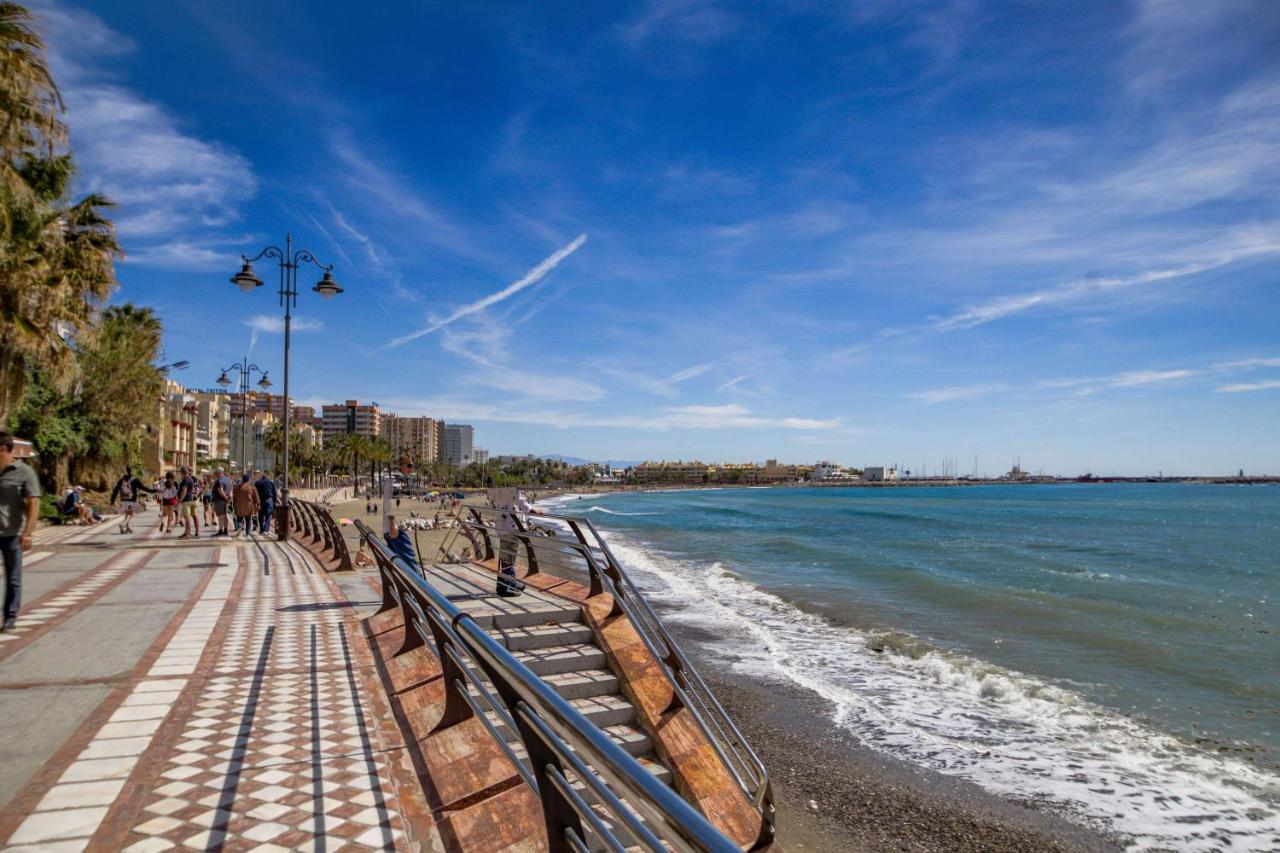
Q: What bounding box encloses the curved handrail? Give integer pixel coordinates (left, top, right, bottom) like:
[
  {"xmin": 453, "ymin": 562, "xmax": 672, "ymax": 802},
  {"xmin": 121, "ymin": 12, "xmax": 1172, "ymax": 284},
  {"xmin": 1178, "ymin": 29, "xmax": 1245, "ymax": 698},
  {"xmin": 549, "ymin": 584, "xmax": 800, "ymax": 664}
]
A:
[
  {"xmin": 290, "ymin": 500, "xmax": 353, "ymax": 572},
  {"xmin": 357, "ymin": 520, "xmax": 739, "ymax": 853},
  {"xmin": 439, "ymin": 506, "xmax": 774, "ymax": 841}
]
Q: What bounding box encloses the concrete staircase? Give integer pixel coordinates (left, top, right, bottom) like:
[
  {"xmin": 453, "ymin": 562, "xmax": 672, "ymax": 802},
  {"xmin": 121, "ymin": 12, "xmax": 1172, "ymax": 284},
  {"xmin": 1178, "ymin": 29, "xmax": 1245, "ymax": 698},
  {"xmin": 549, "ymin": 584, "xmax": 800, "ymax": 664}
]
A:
[{"xmin": 418, "ymin": 563, "xmax": 675, "ymax": 841}]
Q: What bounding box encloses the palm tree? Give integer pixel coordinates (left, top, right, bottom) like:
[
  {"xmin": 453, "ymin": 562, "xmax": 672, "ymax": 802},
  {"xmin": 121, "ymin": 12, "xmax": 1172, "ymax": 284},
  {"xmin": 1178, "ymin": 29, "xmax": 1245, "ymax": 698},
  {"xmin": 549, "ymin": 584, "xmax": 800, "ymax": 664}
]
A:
[{"xmin": 1, "ymin": 4, "xmax": 119, "ymax": 422}]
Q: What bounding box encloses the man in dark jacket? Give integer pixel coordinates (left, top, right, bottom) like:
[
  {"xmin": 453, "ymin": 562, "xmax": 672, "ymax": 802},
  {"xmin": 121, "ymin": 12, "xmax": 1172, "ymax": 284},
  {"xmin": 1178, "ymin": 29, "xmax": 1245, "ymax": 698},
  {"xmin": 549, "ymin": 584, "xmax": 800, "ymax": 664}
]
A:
[
  {"xmin": 110, "ymin": 467, "xmax": 156, "ymax": 534},
  {"xmin": 254, "ymin": 473, "xmax": 277, "ymax": 536}
]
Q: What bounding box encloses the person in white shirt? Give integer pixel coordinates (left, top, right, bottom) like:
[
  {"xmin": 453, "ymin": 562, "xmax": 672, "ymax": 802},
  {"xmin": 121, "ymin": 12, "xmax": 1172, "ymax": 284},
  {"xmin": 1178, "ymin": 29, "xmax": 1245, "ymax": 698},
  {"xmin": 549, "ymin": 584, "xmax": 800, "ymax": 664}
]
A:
[{"xmin": 493, "ymin": 489, "xmax": 540, "ymax": 597}]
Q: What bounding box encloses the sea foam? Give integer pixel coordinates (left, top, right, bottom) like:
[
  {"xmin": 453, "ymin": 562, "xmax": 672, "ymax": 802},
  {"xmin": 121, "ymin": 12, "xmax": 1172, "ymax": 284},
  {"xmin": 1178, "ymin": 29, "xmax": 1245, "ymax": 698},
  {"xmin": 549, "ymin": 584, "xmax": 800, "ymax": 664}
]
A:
[{"xmin": 599, "ymin": 530, "xmax": 1280, "ymax": 852}]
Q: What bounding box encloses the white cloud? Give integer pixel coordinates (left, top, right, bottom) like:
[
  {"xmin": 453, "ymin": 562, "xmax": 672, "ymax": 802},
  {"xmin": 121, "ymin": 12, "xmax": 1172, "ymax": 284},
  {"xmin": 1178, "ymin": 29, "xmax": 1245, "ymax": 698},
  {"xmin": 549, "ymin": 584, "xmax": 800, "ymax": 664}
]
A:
[
  {"xmin": 906, "ymin": 383, "xmax": 1010, "ymax": 404},
  {"xmin": 1215, "ymin": 380, "xmax": 1280, "ymax": 393},
  {"xmin": 243, "ymin": 315, "xmax": 324, "ymax": 334},
  {"xmin": 388, "ymin": 234, "xmax": 588, "ymax": 347},
  {"xmin": 33, "ymin": 2, "xmax": 256, "ymax": 270},
  {"xmin": 1105, "ymin": 369, "xmax": 1197, "ymax": 388}
]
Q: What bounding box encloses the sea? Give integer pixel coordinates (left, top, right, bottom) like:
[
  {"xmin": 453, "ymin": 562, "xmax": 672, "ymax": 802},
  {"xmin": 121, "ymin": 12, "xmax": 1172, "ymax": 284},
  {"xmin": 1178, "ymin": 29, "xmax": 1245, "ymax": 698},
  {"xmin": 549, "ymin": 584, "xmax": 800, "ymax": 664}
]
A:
[{"xmin": 540, "ymin": 484, "xmax": 1279, "ymax": 851}]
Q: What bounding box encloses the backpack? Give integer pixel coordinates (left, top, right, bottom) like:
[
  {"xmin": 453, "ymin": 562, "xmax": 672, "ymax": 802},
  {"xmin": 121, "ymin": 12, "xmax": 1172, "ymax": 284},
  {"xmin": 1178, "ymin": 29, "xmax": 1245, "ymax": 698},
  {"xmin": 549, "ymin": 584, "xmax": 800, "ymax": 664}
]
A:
[{"xmin": 120, "ymin": 478, "xmax": 134, "ymax": 500}]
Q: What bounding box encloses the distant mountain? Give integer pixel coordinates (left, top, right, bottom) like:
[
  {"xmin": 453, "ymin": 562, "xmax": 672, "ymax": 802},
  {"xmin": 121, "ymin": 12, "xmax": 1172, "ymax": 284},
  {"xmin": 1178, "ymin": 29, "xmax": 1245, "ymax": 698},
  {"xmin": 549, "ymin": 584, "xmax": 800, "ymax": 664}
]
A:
[{"xmin": 542, "ymin": 454, "xmax": 641, "ymax": 468}]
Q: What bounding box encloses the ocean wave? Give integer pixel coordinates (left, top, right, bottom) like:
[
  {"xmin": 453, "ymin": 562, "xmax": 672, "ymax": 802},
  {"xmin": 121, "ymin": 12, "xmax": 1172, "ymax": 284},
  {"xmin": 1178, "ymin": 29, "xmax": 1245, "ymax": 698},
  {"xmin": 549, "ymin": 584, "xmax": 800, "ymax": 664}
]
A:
[
  {"xmin": 584, "ymin": 506, "xmax": 659, "ymax": 516},
  {"xmin": 601, "ymin": 531, "xmax": 1280, "ymax": 852}
]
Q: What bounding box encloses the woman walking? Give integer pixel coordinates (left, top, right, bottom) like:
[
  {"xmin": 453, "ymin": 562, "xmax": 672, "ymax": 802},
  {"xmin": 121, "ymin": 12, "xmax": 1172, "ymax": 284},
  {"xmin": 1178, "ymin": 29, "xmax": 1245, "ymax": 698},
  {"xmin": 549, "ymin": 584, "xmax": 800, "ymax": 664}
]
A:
[{"xmin": 158, "ymin": 472, "xmax": 178, "ymax": 533}]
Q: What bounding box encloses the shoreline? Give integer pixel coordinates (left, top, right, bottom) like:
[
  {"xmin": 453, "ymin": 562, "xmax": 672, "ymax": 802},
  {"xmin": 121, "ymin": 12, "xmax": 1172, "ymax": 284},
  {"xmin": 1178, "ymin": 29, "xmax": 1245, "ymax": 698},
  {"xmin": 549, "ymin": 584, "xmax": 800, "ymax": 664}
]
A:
[{"xmin": 662, "ymin": 617, "xmax": 1122, "ymax": 851}]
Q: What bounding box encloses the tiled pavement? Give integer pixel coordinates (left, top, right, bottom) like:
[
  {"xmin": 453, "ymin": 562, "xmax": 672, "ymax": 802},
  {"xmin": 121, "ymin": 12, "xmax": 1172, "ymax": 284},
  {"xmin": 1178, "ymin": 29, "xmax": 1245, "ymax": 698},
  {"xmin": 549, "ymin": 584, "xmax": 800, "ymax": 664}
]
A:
[{"xmin": 0, "ymin": 512, "xmax": 418, "ymax": 852}]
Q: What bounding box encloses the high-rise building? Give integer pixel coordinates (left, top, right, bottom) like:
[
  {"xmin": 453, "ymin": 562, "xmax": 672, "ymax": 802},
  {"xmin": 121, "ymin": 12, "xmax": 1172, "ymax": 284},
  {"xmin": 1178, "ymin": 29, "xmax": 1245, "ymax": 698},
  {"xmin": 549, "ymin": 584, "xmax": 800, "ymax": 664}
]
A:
[
  {"xmin": 245, "ymin": 392, "xmax": 294, "ymax": 419},
  {"xmin": 441, "ymin": 424, "xmax": 474, "ymax": 466},
  {"xmin": 382, "ymin": 414, "xmax": 439, "ymax": 462},
  {"xmin": 321, "ymin": 400, "xmax": 381, "ymax": 439}
]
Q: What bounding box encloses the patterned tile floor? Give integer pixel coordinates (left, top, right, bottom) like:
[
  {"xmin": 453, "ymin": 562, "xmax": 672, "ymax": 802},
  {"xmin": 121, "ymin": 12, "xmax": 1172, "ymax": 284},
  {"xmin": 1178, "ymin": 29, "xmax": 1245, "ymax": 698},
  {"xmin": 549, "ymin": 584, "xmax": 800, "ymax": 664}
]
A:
[{"xmin": 3, "ymin": 517, "xmax": 413, "ymax": 852}]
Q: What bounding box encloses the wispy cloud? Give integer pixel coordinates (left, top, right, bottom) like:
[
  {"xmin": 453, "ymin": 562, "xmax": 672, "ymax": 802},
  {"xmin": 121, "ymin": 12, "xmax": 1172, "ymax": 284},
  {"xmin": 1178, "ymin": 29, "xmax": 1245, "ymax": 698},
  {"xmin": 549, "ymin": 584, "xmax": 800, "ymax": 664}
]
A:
[
  {"xmin": 603, "ymin": 362, "xmax": 712, "ymax": 397},
  {"xmin": 380, "ymin": 398, "xmax": 839, "ymax": 432},
  {"xmin": 388, "ymin": 234, "xmax": 588, "ymax": 348},
  {"xmin": 1216, "ymin": 357, "xmax": 1280, "ymax": 370},
  {"xmin": 716, "ymin": 374, "xmax": 750, "ymax": 393},
  {"xmin": 242, "ymin": 314, "xmax": 323, "ymax": 356},
  {"xmin": 33, "ymin": 1, "xmax": 256, "ymax": 270},
  {"xmin": 619, "ymin": 0, "xmax": 743, "ymax": 47},
  {"xmin": 1216, "ymin": 380, "xmax": 1280, "ymax": 393},
  {"xmin": 907, "ymin": 383, "xmax": 1009, "ymax": 404},
  {"xmin": 244, "ymin": 315, "xmax": 324, "ymax": 334},
  {"xmin": 328, "ymin": 132, "xmax": 490, "ymax": 263},
  {"xmin": 875, "ymin": 242, "xmax": 1278, "ymax": 344}
]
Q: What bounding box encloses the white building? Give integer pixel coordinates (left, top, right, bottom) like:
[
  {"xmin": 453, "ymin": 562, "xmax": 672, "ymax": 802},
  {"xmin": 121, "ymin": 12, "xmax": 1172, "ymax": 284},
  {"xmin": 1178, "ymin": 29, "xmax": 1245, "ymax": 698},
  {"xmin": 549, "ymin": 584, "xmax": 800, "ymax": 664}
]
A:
[{"xmin": 863, "ymin": 466, "xmax": 898, "ymax": 482}]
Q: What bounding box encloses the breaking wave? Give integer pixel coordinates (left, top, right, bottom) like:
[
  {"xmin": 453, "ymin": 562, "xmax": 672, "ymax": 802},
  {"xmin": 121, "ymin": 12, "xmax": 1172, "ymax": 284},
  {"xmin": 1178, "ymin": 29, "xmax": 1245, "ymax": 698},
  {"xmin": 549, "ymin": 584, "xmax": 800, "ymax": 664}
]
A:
[{"xmin": 600, "ymin": 530, "xmax": 1280, "ymax": 852}]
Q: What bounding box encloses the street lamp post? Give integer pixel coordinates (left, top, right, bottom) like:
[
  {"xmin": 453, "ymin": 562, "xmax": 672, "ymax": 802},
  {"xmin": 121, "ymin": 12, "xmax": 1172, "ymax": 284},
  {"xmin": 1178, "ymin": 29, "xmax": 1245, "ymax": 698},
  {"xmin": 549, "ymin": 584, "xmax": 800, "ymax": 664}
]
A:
[
  {"xmin": 231, "ymin": 234, "xmax": 343, "ymax": 540},
  {"xmin": 216, "ymin": 360, "xmax": 271, "ymax": 473}
]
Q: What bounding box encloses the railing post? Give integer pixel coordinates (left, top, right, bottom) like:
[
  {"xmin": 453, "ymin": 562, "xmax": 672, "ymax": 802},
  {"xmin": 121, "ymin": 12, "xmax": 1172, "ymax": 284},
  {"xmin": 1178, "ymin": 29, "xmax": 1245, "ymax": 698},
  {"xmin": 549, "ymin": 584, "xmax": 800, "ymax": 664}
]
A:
[
  {"xmin": 469, "ymin": 508, "xmax": 495, "ymax": 561},
  {"xmin": 326, "ymin": 512, "xmax": 353, "ymax": 572},
  {"xmin": 515, "ymin": 711, "xmax": 583, "ymax": 853},
  {"xmin": 297, "ymin": 501, "xmax": 314, "ymax": 542},
  {"xmin": 426, "ymin": 618, "xmax": 476, "ymax": 732},
  {"xmin": 374, "ymin": 562, "xmax": 398, "ymax": 614},
  {"xmin": 393, "ymin": 588, "xmax": 428, "ymax": 658}
]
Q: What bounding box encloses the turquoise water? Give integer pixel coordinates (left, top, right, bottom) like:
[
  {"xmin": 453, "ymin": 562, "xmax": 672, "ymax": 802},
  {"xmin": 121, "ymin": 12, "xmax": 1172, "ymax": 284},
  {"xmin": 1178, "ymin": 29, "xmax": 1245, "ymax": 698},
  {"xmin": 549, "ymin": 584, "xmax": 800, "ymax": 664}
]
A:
[{"xmin": 543, "ymin": 484, "xmax": 1280, "ymax": 850}]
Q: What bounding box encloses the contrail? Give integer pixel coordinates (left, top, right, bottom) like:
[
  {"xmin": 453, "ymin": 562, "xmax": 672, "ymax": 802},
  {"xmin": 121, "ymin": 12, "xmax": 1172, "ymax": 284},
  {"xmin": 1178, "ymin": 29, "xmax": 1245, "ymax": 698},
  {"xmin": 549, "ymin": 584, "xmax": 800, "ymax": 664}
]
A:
[{"xmin": 388, "ymin": 233, "xmax": 587, "ymax": 348}]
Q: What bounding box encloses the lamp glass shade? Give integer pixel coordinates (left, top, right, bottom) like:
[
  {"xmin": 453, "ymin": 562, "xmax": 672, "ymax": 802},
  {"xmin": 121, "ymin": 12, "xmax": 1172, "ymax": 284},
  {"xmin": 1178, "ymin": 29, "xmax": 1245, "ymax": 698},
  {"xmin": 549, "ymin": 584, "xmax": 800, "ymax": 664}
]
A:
[
  {"xmin": 313, "ymin": 271, "xmax": 343, "ymax": 299},
  {"xmin": 216, "ymin": 372, "xmax": 232, "ymax": 387},
  {"xmin": 231, "ymin": 262, "xmax": 263, "ymax": 292},
  {"xmin": 258, "ymin": 374, "xmax": 272, "ymax": 390}
]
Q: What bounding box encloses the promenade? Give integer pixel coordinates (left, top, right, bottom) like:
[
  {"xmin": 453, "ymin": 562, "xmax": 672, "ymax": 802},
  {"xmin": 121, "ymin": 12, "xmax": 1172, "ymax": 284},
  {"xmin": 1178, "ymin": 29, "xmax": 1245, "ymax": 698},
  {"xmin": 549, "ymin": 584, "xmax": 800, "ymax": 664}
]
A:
[{"xmin": 0, "ymin": 512, "xmax": 422, "ymax": 852}]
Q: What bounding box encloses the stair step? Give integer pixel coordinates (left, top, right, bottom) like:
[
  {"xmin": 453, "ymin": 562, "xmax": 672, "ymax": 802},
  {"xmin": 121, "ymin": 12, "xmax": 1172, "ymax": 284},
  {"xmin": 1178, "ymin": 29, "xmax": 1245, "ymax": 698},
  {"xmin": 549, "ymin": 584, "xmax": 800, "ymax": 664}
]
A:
[
  {"xmin": 543, "ymin": 669, "xmax": 620, "ymax": 700},
  {"xmin": 494, "ymin": 621, "xmax": 594, "ymax": 651},
  {"xmin": 514, "ymin": 644, "xmax": 608, "ymax": 675},
  {"xmin": 510, "ymin": 735, "xmax": 667, "ymax": 774},
  {"xmin": 477, "ymin": 692, "xmax": 636, "ymax": 735}
]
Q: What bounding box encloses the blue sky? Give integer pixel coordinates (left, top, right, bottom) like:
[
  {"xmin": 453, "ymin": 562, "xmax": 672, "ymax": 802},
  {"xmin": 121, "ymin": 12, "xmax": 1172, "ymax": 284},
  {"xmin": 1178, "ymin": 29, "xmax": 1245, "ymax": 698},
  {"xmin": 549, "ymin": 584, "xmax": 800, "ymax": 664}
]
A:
[{"xmin": 31, "ymin": 0, "xmax": 1280, "ymax": 474}]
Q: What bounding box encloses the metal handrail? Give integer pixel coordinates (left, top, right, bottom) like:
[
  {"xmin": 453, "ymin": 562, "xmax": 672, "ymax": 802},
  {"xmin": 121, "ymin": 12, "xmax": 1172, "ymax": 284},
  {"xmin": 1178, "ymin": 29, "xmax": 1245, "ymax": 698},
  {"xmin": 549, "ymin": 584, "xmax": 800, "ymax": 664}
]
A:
[
  {"xmin": 438, "ymin": 505, "xmax": 774, "ymax": 837},
  {"xmin": 290, "ymin": 500, "xmax": 353, "ymax": 572},
  {"xmin": 358, "ymin": 520, "xmax": 740, "ymax": 853}
]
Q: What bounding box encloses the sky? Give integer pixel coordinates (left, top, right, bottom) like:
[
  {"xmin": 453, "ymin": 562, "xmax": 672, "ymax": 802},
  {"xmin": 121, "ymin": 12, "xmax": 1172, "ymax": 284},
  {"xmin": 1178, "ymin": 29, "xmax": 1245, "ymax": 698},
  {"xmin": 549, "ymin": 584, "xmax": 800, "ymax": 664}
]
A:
[{"xmin": 28, "ymin": 0, "xmax": 1280, "ymax": 475}]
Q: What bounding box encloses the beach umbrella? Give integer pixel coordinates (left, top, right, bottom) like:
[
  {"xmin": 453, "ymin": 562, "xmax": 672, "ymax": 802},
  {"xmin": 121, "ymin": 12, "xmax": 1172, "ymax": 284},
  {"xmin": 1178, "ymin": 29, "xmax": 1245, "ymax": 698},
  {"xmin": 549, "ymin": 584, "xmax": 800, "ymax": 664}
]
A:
[{"xmin": 338, "ymin": 518, "xmax": 354, "ymax": 525}]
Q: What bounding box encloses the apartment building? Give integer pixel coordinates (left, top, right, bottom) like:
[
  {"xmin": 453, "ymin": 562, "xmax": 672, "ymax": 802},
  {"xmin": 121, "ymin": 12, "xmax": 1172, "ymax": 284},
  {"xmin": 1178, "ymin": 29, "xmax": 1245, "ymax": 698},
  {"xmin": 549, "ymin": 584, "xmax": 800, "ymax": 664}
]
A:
[
  {"xmin": 321, "ymin": 400, "xmax": 381, "ymax": 439},
  {"xmin": 382, "ymin": 414, "xmax": 440, "ymax": 462}
]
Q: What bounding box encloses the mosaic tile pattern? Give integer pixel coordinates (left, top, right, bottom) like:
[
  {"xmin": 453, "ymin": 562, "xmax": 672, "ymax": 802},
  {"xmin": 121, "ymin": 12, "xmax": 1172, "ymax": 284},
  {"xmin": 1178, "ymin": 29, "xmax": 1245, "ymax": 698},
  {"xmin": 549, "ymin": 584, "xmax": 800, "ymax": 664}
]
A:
[{"xmin": 116, "ymin": 540, "xmax": 408, "ymax": 852}]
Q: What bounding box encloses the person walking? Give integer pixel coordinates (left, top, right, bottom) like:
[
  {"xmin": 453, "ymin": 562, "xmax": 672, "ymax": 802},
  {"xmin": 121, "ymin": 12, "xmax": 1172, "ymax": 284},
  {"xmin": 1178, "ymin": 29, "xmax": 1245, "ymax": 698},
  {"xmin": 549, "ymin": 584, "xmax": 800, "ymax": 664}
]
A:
[
  {"xmin": 210, "ymin": 468, "xmax": 232, "ymax": 536},
  {"xmin": 254, "ymin": 472, "xmax": 277, "ymax": 537},
  {"xmin": 176, "ymin": 466, "xmax": 200, "ymax": 539},
  {"xmin": 233, "ymin": 473, "xmax": 259, "ymax": 536},
  {"xmin": 201, "ymin": 475, "xmax": 215, "ymax": 525},
  {"xmin": 158, "ymin": 472, "xmax": 178, "ymax": 533},
  {"xmin": 110, "ymin": 467, "xmax": 155, "ymax": 534},
  {"xmin": 0, "ymin": 432, "xmax": 41, "ymax": 632}
]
